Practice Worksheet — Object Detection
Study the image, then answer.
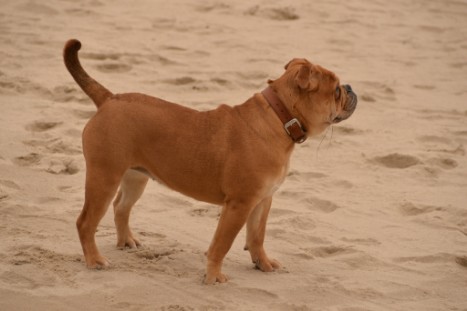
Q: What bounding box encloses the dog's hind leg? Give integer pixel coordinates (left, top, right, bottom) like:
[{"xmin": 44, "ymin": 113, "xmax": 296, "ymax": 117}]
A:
[
  {"xmin": 113, "ymin": 169, "xmax": 149, "ymax": 249},
  {"xmin": 77, "ymin": 168, "xmax": 122, "ymax": 269}
]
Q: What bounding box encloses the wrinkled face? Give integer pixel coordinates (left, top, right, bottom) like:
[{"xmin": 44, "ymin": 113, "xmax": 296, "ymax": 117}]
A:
[{"xmin": 270, "ymin": 58, "xmax": 357, "ymax": 137}]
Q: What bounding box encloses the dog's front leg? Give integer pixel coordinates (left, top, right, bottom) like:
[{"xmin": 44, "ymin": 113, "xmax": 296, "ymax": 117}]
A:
[
  {"xmin": 245, "ymin": 196, "xmax": 281, "ymax": 272},
  {"xmin": 204, "ymin": 200, "xmax": 252, "ymax": 284}
]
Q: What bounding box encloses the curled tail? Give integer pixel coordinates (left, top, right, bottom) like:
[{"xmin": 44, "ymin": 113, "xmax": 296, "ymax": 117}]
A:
[{"xmin": 63, "ymin": 39, "xmax": 113, "ymax": 108}]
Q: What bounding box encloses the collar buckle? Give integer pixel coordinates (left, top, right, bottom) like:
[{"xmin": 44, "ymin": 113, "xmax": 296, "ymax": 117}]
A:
[
  {"xmin": 262, "ymin": 87, "xmax": 307, "ymax": 144},
  {"xmin": 284, "ymin": 118, "xmax": 306, "ymax": 143}
]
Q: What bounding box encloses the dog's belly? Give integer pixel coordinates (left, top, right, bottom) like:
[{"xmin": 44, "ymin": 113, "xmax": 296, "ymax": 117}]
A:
[{"xmin": 139, "ymin": 157, "xmax": 227, "ymax": 205}]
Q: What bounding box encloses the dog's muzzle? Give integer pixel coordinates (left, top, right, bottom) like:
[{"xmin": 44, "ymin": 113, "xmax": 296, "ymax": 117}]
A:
[{"xmin": 333, "ymin": 84, "xmax": 357, "ymax": 124}]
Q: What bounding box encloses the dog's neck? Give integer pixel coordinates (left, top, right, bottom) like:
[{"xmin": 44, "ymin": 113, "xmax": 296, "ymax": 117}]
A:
[{"xmin": 261, "ymin": 86, "xmax": 307, "ymax": 144}]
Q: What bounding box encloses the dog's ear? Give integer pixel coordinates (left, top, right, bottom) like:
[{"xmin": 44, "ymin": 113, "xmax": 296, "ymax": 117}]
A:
[
  {"xmin": 284, "ymin": 59, "xmax": 295, "ymax": 70},
  {"xmin": 295, "ymin": 64, "xmax": 319, "ymax": 91},
  {"xmin": 285, "ymin": 58, "xmax": 306, "ymax": 70}
]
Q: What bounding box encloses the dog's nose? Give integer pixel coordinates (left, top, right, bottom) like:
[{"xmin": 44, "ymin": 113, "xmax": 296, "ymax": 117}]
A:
[
  {"xmin": 343, "ymin": 84, "xmax": 353, "ymax": 94},
  {"xmin": 343, "ymin": 84, "xmax": 357, "ymax": 112},
  {"xmin": 332, "ymin": 84, "xmax": 357, "ymax": 124}
]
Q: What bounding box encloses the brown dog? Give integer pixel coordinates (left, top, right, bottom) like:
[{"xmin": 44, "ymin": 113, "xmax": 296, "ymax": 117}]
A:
[{"xmin": 63, "ymin": 39, "xmax": 357, "ymax": 284}]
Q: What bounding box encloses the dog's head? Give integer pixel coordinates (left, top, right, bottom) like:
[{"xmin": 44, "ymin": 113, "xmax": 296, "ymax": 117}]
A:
[{"xmin": 269, "ymin": 58, "xmax": 357, "ymax": 137}]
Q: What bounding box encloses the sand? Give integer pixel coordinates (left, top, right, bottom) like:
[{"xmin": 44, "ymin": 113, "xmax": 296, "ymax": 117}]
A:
[{"xmin": 1, "ymin": 0, "xmax": 466, "ymax": 310}]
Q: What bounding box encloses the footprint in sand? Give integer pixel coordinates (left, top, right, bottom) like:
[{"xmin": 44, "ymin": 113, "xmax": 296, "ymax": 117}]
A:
[
  {"xmin": 25, "ymin": 120, "xmax": 62, "ymax": 132},
  {"xmin": 81, "ymin": 52, "xmax": 122, "ymax": 61},
  {"xmin": 455, "ymin": 256, "xmax": 467, "ymax": 268},
  {"xmin": 0, "ymin": 74, "xmax": 52, "ymax": 98},
  {"xmin": 72, "ymin": 109, "xmax": 95, "ymax": 119},
  {"xmin": 245, "ymin": 6, "xmax": 300, "ymax": 21},
  {"xmin": 450, "ymin": 61, "xmax": 467, "ymax": 69},
  {"xmin": 234, "ymin": 71, "xmax": 269, "ymax": 89},
  {"xmin": 417, "ymin": 135, "xmax": 452, "ymax": 146},
  {"xmin": 138, "ymin": 231, "xmax": 167, "ymax": 239},
  {"xmin": 0, "ymin": 271, "xmax": 41, "ymax": 290},
  {"xmin": 0, "ymin": 179, "xmax": 21, "ymax": 190},
  {"xmin": 23, "ymin": 138, "xmax": 81, "ymax": 155},
  {"xmin": 278, "ymin": 191, "xmax": 344, "ymax": 213},
  {"xmin": 210, "ymin": 77, "xmax": 232, "ymax": 87},
  {"xmin": 64, "ymin": 128, "xmax": 82, "ymax": 138},
  {"xmin": 427, "ymin": 157, "xmax": 458, "ymax": 170},
  {"xmin": 418, "ymin": 108, "xmax": 464, "ymax": 121},
  {"xmin": 237, "ymin": 287, "xmax": 279, "ymax": 300},
  {"xmin": 95, "ymin": 63, "xmax": 132, "ymax": 74},
  {"xmin": 274, "ymin": 215, "xmax": 316, "ymax": 232},
  {"xmin": 286, "ymin": 170, "xmax": 327, "ymax": 182},
  {"xmin": 195, "ymin": 2, "xmax": 231, "ymax": 13},
  {"xmin": 6, "ymin": 245, "xmax": 82, "ymax": 288},
  {"xmin": 371, "ymin": 153, "xmax": 420, "ymax": 169},
  {"xmin": 15, "ymin": 154, "xmax": 79, "ymax": 174},
  {"xmin": 160, "ymin": 45, "xmax": 187, "ymax": 52},
  {"xmin": 360, "ymin": 81, "xmax": 396, "ymax": 102},
  {"xmin": 64, "ymin": 7, "xmax": 99, "ymax": 17},
  {"xmin": 417, "ymin": 135, "xmax": 465, "ymax": 154},
  {"xmin": 85, "ymin": 50, "xmax": 176, "ymax": 72},
  {"xmin": 189, "ymin": 205, "xmax": 220, "ymax": 218},
  {"xmin": 164, "ymin": 76, "xmax": 197, "ymax": 86},
  {"xmin": 413, "ymin": 84, "xmax": 436, "ymax": 90},
  {"xmin": 46, "ymin": 159, "xmax": 79, "ymax": 175},
  {"xmin": 147, "ymin": 54, "xmax": 179, "ymax": 66},
  {"xmin": 52, "ymin": 85, "xmax": 87, "ymax": 103},
  {"xmin": 159, "ymin": 305, "xmax": 196, "ymax": 311},
  {"xmin": 0, "ymin": 194, "xmax": 9, "ymax": 202},
  {"xmin": 360, "ymin": 94, "xmax": 376, "ymax": 102},
  {"xmin": 13, "ymin": 153, "xmax": 41, "ymax": 167},
  {"xmin": 0, "ymin": 179, "xmax": 20, "ymax": 201},
  {"xmin": 304, "ymin": 245, "xmax": 354, "ymax": 259},
  {"xmin": 393, "ymin": 253, "xmax": 454, "ymax": 264},
  {"xmin": 133, "ymin": 248, "xmax": 179, "ymax": 261},
  {"xmin": 334, "ymin": 125, "xmax": 364, "ymax": 136},
  {"xmin": 303, "ymin": 196, "xmax": 341, "ymax": 213},
  {"xmin": 341, "ymin": 237, "xmax": 381, "ymax": 246},
  {"xmin": 111, "ymin": 240, "xmax": 192, "ymax": 277},
  {"xmin": 163, "ymin": 76, "xmax": 210, "ymax": 92},
  {"xmin": 398, "ymin": 202, "xmax": 443, "ymax": 216}
]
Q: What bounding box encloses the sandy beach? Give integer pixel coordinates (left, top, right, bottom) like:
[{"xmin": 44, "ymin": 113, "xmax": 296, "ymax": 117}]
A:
[{"xmin": 1, "ymin": 0, "xmax": 466, "ymax": 310}]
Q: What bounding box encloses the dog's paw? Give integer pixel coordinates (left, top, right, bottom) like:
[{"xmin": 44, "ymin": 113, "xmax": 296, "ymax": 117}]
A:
[
  {"xmin": 116, "ymin": 236, "xmax": 141, "ymax": 250},
  {"xmin": 86, "ymin": 255, "xmax": 110, "ymax": 269},
  {"xmin": 203, "ymin": 272, "xmax": 228, "ymax": 285},
  {"xmin": 254, "ymin": 257, "xmax": 281, "ymax": 272}
]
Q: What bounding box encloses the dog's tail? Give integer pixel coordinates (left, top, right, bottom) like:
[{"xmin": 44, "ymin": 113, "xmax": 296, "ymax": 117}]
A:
[{"xmin": 63, "ymin": 39, "xmax": 113, "ymax": 108}]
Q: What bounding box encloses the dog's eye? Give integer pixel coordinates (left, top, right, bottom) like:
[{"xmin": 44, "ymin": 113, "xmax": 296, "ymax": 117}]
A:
[{"xmin": 335, "ymin": 86, "xmax": 341, "ymax": 100}]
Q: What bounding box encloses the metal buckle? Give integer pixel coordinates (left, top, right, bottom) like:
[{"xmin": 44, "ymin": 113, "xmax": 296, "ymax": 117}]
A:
[
  {"xmin": 284, "ymin": 118, "xmax": 306, "ymax": 143},
  {"xmin": 284, "ymin": 118, "xmax": 302, "ymax": 136}
]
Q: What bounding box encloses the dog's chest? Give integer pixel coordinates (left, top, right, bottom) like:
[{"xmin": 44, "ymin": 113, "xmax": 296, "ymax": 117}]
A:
[{"xmin": 267, "ymin": 162, "xmax": 289, "ymax": 196}]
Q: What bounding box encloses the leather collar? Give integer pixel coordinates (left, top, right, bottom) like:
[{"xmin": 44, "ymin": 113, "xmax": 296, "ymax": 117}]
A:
[{"xmin": 261, "ymin": 86, "xmax": 307, "ymax": 144}]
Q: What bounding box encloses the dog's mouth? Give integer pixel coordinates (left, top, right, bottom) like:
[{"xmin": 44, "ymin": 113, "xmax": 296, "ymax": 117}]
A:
[{"xmin": 332, "ymin": 84, "xmax": 357, "ymax": 124}]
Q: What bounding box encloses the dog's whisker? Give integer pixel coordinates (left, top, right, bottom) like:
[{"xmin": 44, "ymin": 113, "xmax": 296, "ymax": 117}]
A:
[
  {"xmin": 327, "ymin": 125, "xmax": 334, "ymax": 149},
  {"xmin": 316, "ymin": 126, "xmax": 331, "ymax": 157}
]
